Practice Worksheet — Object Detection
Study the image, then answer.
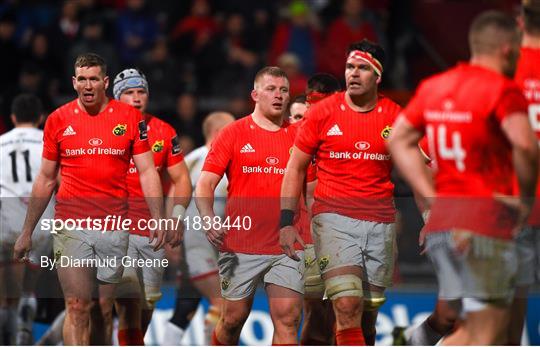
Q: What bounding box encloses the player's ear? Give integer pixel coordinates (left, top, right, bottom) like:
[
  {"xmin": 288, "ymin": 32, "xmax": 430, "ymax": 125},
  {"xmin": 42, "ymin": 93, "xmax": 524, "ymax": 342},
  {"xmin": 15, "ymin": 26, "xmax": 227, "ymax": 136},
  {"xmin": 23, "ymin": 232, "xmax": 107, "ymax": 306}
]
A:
[
  {"xmin": 376, "ymin": 74, "xmax": 382, "ymax": 85},
  {"xmin": 251, "ymin": 89, "xmax": 258, "ymax": 102},
  {"xmin": 103, "ymin": 76, "xmax": 110, "ymax": 90},
  {"xmin": 38, "ymin": 113, "xmax": 45, "ymax": 127},
  {"xmin": 72, "ymin": 76, "xmax": 77, "ymax": 91},
  {"xmin": 10, "ymin": 114, "xmax": 16, "ymax": 126}
]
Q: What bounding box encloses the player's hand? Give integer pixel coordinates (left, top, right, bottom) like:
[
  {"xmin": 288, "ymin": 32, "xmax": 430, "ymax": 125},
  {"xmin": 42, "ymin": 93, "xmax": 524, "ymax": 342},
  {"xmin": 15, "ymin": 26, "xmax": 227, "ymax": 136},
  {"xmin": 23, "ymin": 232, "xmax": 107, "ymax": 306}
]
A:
[
  {"xmin": 279, "ymin": 226, "xmax": 305, "ymax": 261},
  {"xmin": 450, "ymin": 229, "xmax": 472, "ymax": 255},
  {"xmin": 167, "ymin": 218, "xmax": 184, "ymax": 248},
  {"xmin": 13, "ymin": 232, "xmax": 32, "ymax": 262},
  {"xmin": 206, "ymin": 224, "xmax": 226, "ymax": 248},
  {"xmin": 149, "ymin": 226, "xmax": 166, "ymax": 251},
  {"xmin": 493, "ymin": 193, "xmax": 532, "ymax": 237}
]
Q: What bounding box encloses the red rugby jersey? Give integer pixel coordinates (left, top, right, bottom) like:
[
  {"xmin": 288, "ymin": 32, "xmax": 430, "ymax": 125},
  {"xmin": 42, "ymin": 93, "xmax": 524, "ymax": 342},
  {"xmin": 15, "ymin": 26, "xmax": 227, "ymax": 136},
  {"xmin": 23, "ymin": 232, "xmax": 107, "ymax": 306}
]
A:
[
  {"xmin": 515, "ymin": 47, "xmax": 540, "ymax": 226},
  {"xmin": 202, "ymin": 115, "xmax": 309, "ymax": 255},
  {"xmin": 295, "ymin": 92, "xmax": 400, "ymax": 223},
  {"xmin": 127, "ymin": 115, "xmax": 184, "ymax": 236},
  {"xmin": 403, "ymin": 63, "xmax": 528, "ymax": 239},
  {"xmin": 42, "ymin": 99, "xmax": 150, "ymax": 221}
]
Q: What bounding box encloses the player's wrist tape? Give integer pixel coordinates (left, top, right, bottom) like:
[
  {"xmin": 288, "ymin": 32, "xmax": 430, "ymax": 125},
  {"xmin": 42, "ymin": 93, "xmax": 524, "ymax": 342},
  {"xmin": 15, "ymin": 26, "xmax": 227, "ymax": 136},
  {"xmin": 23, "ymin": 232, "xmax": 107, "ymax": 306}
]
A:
[
  {"xmin": 172, "ymin": 205, "xmax": 186, "ymax": 219},
  {"xmin": 280, "ymin": 209, "xmax": 295, "ymax": 228}
]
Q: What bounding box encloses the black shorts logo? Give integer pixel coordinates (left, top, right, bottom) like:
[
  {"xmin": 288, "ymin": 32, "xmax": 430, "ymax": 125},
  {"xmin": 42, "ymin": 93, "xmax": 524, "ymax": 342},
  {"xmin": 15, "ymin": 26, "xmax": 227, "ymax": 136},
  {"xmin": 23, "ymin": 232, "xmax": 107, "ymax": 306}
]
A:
[
  {"xmin": 152, "ymin": 140, "xmax": 164, "ymax": 152},
  {"xmin": 138, "ymin": 120, "xmax": 148, "ymax": 140},
  {"xmin": 113, "ymin": 124, "xmax": 127, "ymax": 136},
  {"xmin": 171, "ymin": 135, "xmax": 182, "ymax": 155}
]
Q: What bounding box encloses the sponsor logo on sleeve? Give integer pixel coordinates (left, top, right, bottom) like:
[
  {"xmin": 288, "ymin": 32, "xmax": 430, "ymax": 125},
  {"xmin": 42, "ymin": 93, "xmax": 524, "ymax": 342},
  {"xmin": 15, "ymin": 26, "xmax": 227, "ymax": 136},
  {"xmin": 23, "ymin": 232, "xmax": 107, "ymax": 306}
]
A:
[
  {"xmin": 113, "ymin": 124, "xmax": 127, "ymax": 136},
  {"xmin": 171, "ymin": 135, "xmax": 182, "ymax": 155},
  {"xmin": 152, "ymin": 140, "xmax": 164, "ymax": 152},
  {"xmin": 138, "ymin": 120, "xmax": 148, "ymax": 140}
]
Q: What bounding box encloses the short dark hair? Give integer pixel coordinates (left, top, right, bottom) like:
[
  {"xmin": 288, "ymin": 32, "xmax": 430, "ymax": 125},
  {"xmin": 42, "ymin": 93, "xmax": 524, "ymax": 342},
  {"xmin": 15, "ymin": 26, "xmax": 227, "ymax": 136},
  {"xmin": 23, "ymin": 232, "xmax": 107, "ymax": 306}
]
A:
[
  {"xmin": 347, "ymin": 39, "xmax": 385, "ymax": 68},
  {"xmin": 254, "ymin": 66, "xmax": 288, "ymax": 88},
  {"xmin": 290, "ymin": 94, "xmax": 307, "ymax": 105},
  {"xmin": 469, "ymin": 10, "xmax": 517, "ymax": 55},
  {"xmin": 74, "ymin": 53, "xmax": 107, "ymax": 76},
  {"xmin": 306, "ymin": 73, "xmax": 341, "ymax": 94},
  {"xmin": 523, "ymin": 1, "xmax": 540, "ymax": 34},
  {"xmin": 11, "ymin": 94, "xmax": 43, "ymax": 123}
]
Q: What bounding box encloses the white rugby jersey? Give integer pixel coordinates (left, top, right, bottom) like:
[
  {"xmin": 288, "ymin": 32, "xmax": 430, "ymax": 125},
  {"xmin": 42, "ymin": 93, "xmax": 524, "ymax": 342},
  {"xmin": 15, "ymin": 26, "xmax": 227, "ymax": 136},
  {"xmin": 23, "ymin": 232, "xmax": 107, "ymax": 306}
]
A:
[
  {"xmin": 0, "ymin": 127, "xmax": 44, "ymax": 198},
  {"xmin": 185, "ymin": 145, "xmax": 228, "ymax": 219}
]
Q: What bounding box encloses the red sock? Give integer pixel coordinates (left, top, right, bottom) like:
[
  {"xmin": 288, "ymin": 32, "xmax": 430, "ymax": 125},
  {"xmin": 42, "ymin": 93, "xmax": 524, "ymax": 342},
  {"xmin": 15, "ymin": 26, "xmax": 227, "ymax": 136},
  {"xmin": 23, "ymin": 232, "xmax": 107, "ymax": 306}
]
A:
[
  {"xmin": 211, "ymin": 329, "xmax": 226, "ymax": 346},
  {"xmin": 336, "ymin": 327, "xmax": 365, "ymax": 346},
  {"xmin": 118, "ymin": 328, "xmax": 145, "ymax": 346}
]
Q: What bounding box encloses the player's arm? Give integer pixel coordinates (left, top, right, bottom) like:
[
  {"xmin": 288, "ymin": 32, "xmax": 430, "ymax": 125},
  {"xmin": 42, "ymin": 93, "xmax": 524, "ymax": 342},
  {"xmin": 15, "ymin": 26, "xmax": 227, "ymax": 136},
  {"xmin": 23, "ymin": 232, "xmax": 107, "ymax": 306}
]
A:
[
  {"xmin": 166, "ymin": 161, "xmax": 192, "ymax": 247},
  {"xmin": 279, "ymin": 146, "xmax": 311, "ymax": 260},
  {"xmin": 133, "ymin": 151, "xmax": 166, "ymax": 250},
  {"xmin": 387, "ymin": 115, "xmax": 436, "ymax": 208},
  {"xmin": 14, "ymin": 158, "xmax": 59, "ymax": 260},
  {"xmin": 501, "ymin": 113, "xmax": 539, "ymax": 218},
  {"xmin": 195, "ymin": 171, "xmax": 223, "ymax": 247},
  {"xmin": 167, "ymin": 162, "xmax": 192, "ymax": 213}
]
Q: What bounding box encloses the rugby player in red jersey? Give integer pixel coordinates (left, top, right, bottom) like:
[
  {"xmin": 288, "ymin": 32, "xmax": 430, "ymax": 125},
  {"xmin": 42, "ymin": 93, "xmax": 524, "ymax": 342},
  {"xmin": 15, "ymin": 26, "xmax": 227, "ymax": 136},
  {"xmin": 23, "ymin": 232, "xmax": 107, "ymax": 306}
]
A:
[
  {"xmin": 196, "ymin": 66, "xmax": 308, "ymax": 345},
  {"xmin": 281, "ymin": 40, "xmax": 401, "ymax": 345},
  {"xmin": 297, "ymin": 73, "xmax": 342, "ymax": 346},
  {"xmin": 13, "ymin": 53, "xmax": 169, "ymax": 345},
  {"xmin": 112, "ymin": 68, "xmax": 192, "ymax": 345},
  {"xmin": 388, "ymin": 11, "xmax": 538, "ymax": 345},
  {"xmin": 509, "ymin": 0, "xmax": 540, "ymax": 344}
]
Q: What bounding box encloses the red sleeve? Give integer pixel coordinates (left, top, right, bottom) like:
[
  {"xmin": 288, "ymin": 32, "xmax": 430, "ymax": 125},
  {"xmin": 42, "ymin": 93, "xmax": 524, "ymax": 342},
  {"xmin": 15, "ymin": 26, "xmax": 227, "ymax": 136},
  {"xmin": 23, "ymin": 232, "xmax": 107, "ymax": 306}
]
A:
[
  {"xmin": 494, "ymin": 83, "xmax": 529, "ymax": 123},
  {"xmin": 166, "ymin": 126, "xmax": 184, "ymax": 167},
  {"xmin": 131, "ymin": 108, "xmax": 150, "ymax": 155},
  {"xmin": 402, "ymin": 83, "xmax": 426, "ymax": 131},
  {"xmin": 295, "ymin": 109, "xmax": 322, "ymax": 156},
  {"xmin": 202, "ymin": 123, "xmax": 235, "ymax": 176},
  {"xmin": 42, "ymin": 113, "xmax": 60, "ymax": 161}
]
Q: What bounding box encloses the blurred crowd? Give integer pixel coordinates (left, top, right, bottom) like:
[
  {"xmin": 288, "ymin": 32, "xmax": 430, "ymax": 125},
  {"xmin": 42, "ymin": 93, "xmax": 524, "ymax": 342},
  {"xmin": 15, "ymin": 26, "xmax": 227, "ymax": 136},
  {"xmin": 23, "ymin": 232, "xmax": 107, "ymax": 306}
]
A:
[{"xmin": 0, "ymin": 0, "xmax": 520, "ymax": 152}]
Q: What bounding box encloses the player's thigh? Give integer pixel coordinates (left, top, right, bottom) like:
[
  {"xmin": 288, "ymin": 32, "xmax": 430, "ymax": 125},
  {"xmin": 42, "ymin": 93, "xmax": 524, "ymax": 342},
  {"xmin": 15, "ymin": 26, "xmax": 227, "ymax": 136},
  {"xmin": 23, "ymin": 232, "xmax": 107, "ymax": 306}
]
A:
[
  {"xmin": 53, "ymin": 229, "xmax": 95, "ymax": 299},
  {"xmin": 515, "ymin": 226, "xmax": 536, "ymax": 287},
  {"xmin": 304, "ymin": 244, "xmax": 325, "ymax": 299},
  {"xmin": 460, "ymin": 234, "xmax": 517, "ymax": 306},
  {"xmin": 363, "ymin": 221, "xmax": 396, "ymax": 288},
  {"xmin": 134, "ymin": 234, "xmax": 166, "ymax": 309},
  {"xmin": 264, "ymin": 252, "xmax": 305, "ymax": 296},
  {"xmin": 185, "ymin": 229, "xmax": 218, "ymax": 281},
  {"xmin": 266, "ymin": 283, "xmax": 303, "ymax": 324},
  {"xmin": 425, "ymin": 232, "xmax": 463, "ymax": 301},
  {"xmin": 312, "ymin": 213, "xmax": 364, "ymax": 275},
  {"xmin": 115, "ymin": 235, "xmax": 143, "ymax": 301},
  {"xmin": 218, "ymin": 252, "xmax": 271, "ymax": 300},
  {"xmin": 93, "ymin": 229, "xmax": 130, "ymax": 284}
]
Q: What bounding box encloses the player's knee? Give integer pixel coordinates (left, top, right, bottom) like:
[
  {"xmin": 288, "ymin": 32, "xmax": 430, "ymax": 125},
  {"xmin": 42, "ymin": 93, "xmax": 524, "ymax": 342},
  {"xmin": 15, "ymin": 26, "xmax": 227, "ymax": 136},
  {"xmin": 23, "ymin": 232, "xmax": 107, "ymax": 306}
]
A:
[
  {"xmin": 362, "ymin": 291, "xmax": 386, "ymax": 312},
  {"xmin": 272, "ymin": 305, "xmax": 301, "ymax": 330},
  {"xmin": 221, "ymin": 307, "xmax": 249, "ymax": 333},
  {"xmin": 66, "ymin": 298, "xmax": 91, "ymax": 327},
  {"xmin": 144, "ymin": 287, "xmax": 162, "ymax": 310},
  {"xmin": 333, "ymin": 296, "xmax": 362, "ymax": 320}
]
